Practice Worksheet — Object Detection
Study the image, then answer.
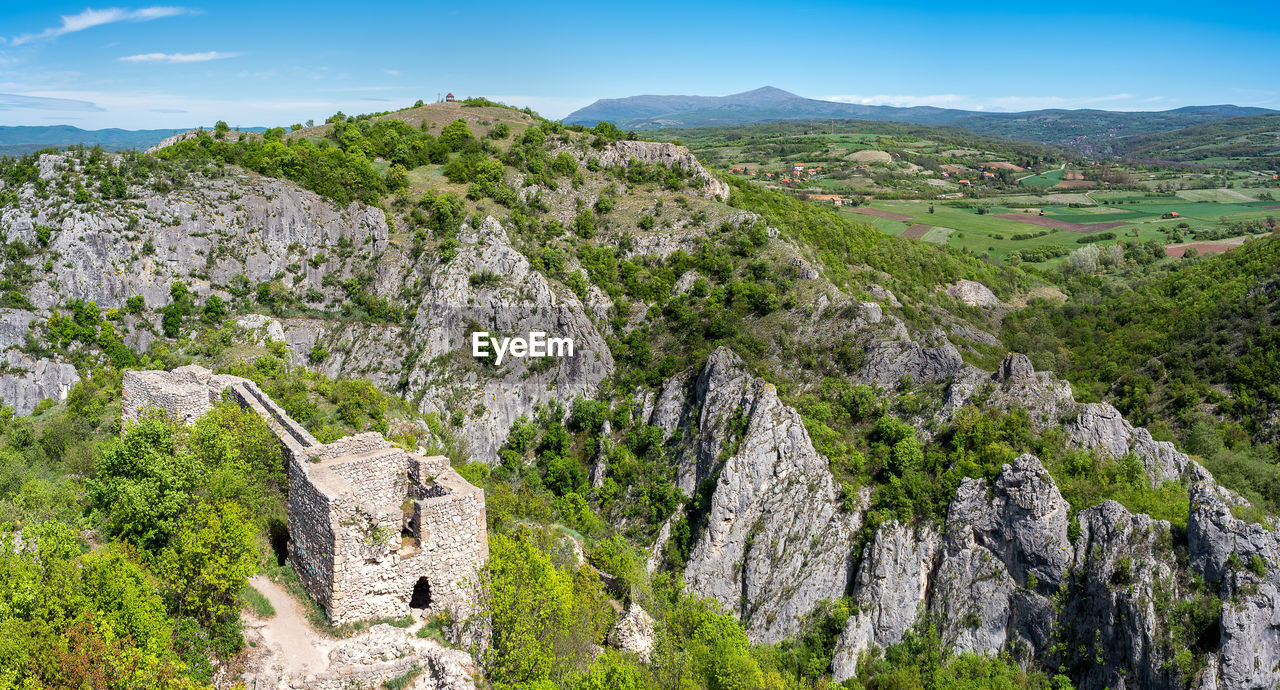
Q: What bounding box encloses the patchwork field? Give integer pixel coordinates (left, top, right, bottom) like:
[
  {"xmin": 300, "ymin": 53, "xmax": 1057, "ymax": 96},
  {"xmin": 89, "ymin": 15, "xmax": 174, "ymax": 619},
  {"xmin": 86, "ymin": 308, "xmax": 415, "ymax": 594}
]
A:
[{"xmin": 844, "ymin": 192, "xmax": 1277, "ymax": 264}]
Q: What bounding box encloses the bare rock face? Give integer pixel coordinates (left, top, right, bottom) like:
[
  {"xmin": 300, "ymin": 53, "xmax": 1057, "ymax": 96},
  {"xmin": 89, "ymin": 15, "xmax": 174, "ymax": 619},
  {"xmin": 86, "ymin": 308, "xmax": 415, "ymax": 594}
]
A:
[
  {"xmin": 1061, "ymin": 501, "xmax": 1187, "ymax": 689},
  {"xmin": 833, "ymin": 455, "xmax": 1070, "ymax": 681},
  {"xmin": 954, "ymin": 455, "xmax": 1074, "ymax": 591},
  {"xmin": 945, "ymin": 280, "xmax": 1001, "ymax": 307},
  {"xmin": 1, "ymin": 154, "xmax": 390, "ymax": 313},
  {"xmin": 660, "ymin": 347, "xmax": 860, "ymax": 643},
  {"xmin": 1185, "ymin": 481, "xmax": 1280, "ymax": 688},
  {"xmin": 0, "ymin": 351, "xmax": 79, "ymax": 415},
  {"xmin": 858, "ymin": 327, "xmax": 965, "ymax": 389},
  {"xmin": 608, "ymin": 603, "xmax": 656, "ymax": 662},
  {"xmin": 1067, "ymin": 402, "xmax": 1203, "ymax": 486},
  {"xmin": 404, "ymin": 217, "xmax": 614, "ymax": 462},
  {"xmin": 589, "ymin": 140, "xmax": 729, "ymax": 202},
  {"xmin": 830, "ymin": 522, "xmax": 941, "ymax": 681},
  {"xmin": 941, "ymin": 353, "xmax": 1077, "ymax": 429},
  {"xmin": 146, "ymin": 128, "xmax": 205, "ymax": 153},
  {"xmin": 0, "ymin": 309, "xmax": 38, "ymax": 351}
]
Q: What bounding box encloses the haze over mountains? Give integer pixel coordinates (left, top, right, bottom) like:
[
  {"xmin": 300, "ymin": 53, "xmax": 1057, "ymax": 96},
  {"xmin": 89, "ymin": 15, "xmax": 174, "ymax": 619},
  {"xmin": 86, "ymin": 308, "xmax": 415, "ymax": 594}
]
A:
[
  {"xmin": 0, "ymin": 124, "xmax": 268, "ymax": 156},
  {"xmin": 564, "ymin": 86, "xmax": 1276, "ymax": 150},
  {"xmin": 5, "ymin": 86, "xmax": 1277, "ymax": 156}
]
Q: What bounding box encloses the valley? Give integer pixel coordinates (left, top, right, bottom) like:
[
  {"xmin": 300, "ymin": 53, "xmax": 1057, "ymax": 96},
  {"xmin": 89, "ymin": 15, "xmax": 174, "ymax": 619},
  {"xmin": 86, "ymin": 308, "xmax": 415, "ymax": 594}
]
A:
[{"xmin": 651, "ymin": 118, "xmax": 1279, "ymax": 269}]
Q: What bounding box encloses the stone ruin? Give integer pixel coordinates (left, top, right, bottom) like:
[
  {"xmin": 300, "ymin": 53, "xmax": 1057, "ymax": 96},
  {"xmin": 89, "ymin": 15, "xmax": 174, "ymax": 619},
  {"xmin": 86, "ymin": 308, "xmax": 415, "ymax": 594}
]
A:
[{"xmin": 122, "ymin": 365, "xmax": 488, "ymax": 626}]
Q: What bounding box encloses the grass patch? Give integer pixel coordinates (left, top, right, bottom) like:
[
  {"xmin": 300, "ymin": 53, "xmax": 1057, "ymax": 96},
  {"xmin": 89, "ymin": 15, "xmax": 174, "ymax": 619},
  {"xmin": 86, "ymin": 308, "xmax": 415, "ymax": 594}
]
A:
[
  {"xmin": 382, "ymin": 665, "xmax": 423, "ymax": 689},
  {"xmin": 240, "ymin": 583, "xmax": 276, "ymax": 619}
]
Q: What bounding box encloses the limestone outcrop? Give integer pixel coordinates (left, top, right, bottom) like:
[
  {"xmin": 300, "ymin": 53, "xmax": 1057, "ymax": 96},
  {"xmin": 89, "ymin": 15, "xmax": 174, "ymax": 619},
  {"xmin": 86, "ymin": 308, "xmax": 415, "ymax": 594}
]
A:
[
  {"xmin": 647, "ymin": 347, "xmax": 860, "ymax": 643},
  {"xmin": 608, "ymin": 603, "xmax": 656, "ymax": 663},
  {"xmin": 0, "ymin": 351, "xmax": 79, "ymax": 415},
  {"xmin": 401, "ymin": 216, "xmax": 614, "ymax": 462},
  {"xmin": 582, "ymin": 140, "xmax": 729, "ymax": 202},
  {"xmin": 945, "ymin": 280, "xmax": 1001, "ymax": 307}
]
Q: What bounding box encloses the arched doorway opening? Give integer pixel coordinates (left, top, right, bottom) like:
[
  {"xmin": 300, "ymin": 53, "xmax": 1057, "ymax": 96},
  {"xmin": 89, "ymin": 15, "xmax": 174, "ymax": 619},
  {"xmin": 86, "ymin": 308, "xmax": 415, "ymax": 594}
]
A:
[{"xmin": 410, "ymin": 577, "xmax": 432, "ymax": 609}]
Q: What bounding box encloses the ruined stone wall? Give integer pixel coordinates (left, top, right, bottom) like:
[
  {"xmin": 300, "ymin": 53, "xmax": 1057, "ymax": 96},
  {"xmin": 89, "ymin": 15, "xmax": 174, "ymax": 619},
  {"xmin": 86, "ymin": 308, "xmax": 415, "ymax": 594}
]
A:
[
  {"xmin": 122, "ymin": 365, "xmax": 489, "ymax": 627},
  {"xmin": 412, "ymin": 471, "xmax": 488, "ymax": 616},
  {"xmin": 121, "ymin": 367, "xmax": 215, "ymax": 426},
  {"xmin": 316, "ymin": 432, "xmax": 387, "ymax": 460},
  {"xmin": 321, "ymin": 465, "xmax": 488, "ymax": 624},
  {"xmin": 326, "ymin": 448, "xmax": 409, "ymax": 511},
  {"xmin": 224, "ymin": 378, "xmax": 319, "ymax": 464},
  {"xmin": 285, "ymin": 458, "xmax": 338, "ymax": 613}
]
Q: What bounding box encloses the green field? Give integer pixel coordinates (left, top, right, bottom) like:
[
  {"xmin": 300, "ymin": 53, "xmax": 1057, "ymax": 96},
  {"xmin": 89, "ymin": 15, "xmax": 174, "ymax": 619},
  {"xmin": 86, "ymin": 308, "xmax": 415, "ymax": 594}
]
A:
[
  {"xmin": 1017, "ymin": 167, "xmax": 1065, "ymax": 188},
  {"xmin": 843, "ymin": 194, "xmax": 1274, "ymax": 264}
]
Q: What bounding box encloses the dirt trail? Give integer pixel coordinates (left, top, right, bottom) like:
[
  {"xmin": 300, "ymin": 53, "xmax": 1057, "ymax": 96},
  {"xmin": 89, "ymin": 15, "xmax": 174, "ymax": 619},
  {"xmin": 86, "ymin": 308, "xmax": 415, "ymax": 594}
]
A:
[{"xmin": 245, "ymin": 575, "xmax": 335, "ymax": 677}]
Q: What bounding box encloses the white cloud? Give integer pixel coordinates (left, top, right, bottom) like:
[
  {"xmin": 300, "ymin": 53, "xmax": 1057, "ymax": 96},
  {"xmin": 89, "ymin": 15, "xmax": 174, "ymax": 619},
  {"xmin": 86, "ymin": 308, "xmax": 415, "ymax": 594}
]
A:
[
  {"xmin": 826, "ymin": 93, "xmax": 966, "ymax": 108},
  {"xmin": 383, "ymin": 69, "xmax": 402, "ymax": 77},
  {"xmin": 119, "ymin": 51, "xmax": 240, "ymax": 63},
  {"xmin": 12, "ymin": 6, "xmax": 197, "ymax": 45},
  {"xmin": 0, "ymin": 92, "xmax": 103, "ymax": 111}
]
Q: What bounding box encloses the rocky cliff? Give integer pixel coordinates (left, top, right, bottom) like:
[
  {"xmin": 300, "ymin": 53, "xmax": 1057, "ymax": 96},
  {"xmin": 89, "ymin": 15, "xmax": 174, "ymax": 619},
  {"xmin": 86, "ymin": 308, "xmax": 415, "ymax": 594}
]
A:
[{"xmin": 640, "ymin": 347, "xmax": 861, "ymax": 643}]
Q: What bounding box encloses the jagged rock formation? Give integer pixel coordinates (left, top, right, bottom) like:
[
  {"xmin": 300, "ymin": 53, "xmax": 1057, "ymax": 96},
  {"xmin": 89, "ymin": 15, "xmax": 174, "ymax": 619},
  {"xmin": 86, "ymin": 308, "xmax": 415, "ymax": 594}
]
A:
[
  {"xmin": 3, "ymin": 153, "xmax": 390, "ymax": 312},
  {"xmin": 827, "ymin": 415, "xmax": 1280, "ymax": 688},
  {"xmin": 401, "ymin": 217, "xmax": 613, "ymax": 461},
  {"xmin": 566, "ymin": 140, "xmax": 730, "ymax": 202},
  {"xmin": 832, "ymin": 455, "xmax": 1070, "ymax": 679},
  {"xmin": 939, "ymin": 353, "xmax": 1077, "ymax": 429},
  {"xmin": 608, "ymin": 603, "xmax": 656, "ymax": 663},
  {"xmin": 642, "ymin": 347, "xmax": 861, "ymax": 643},
  {"xmin": 0, "ymin": 150, "xmax": 617, "ymax": 460},
  {"xmin": 1187, "ymin": 481, "xmax": 1280, "ymax": 687},
  {"xmin": 832, "ymin": 521, "xmax": 940, "ymax": 670}
]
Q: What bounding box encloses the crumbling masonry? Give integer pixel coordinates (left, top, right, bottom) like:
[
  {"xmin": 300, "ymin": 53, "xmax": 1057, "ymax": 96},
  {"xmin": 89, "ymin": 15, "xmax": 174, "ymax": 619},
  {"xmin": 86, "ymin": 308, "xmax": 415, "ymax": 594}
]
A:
[{"xmin": 121, "ymin": 365, "xmax": 488, "ymax": 625}]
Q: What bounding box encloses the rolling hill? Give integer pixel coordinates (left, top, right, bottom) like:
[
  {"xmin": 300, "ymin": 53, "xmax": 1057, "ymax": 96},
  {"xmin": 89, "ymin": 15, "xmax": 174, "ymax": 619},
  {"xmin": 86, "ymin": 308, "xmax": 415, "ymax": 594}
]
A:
[
  {"xmin": 1113, "ymin": 113, "xmax": 1280, "ymax": 167},
  {"xmin": 564, "ymin": 86, "xmax": 1275, "ymax": 151}
]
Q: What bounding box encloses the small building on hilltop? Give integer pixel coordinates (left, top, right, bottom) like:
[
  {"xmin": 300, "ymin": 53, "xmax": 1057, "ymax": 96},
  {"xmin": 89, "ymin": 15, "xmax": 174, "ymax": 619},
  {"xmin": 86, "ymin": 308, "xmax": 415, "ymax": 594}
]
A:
[
  {"xmin": 122, "ymin": 366, "xmax": 488, "ymax": 626},
  {"xmin": 445, "ymin": 93, "xmax": 455, "ymax": 102}
]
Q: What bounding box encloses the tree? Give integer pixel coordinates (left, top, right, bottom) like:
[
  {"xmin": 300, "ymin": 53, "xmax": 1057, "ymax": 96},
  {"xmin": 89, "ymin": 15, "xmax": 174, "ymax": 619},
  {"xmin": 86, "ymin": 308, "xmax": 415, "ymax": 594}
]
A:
[
  {"xmin": 439, "ymin": 119, "xmax": 474, "ymax": 151},
  {"xmin": 386, "ymin": 163, "xmax": 410, "ymax": 192},
  {"xmin": 158, "ymin": 501, "xmax": 257, "ymax": 626},
  {"xmin": 478, "ymin": 532, "xmax": 612, "ymax": 689},
  {"xmin": 202, "ymin": 294, "xmax": 226, "ymax": 323},
  {"xmin": 89, "ymin": 417, "xmax": 202, "ymax": 550},
  {"xmin": 1066, "ymin": 244, "xmax": 1100, "ymax": 274}
]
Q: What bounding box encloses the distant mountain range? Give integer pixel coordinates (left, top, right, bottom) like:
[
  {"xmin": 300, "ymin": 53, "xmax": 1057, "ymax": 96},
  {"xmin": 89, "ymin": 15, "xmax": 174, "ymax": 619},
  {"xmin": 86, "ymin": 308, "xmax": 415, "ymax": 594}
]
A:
[
  {"xmin": 563, "ymin": 87, "xmax": 1276, "ymax": 151},
  {"xmin": 0, "ymin": 125, "xmax": 266, "ymax": 157}
]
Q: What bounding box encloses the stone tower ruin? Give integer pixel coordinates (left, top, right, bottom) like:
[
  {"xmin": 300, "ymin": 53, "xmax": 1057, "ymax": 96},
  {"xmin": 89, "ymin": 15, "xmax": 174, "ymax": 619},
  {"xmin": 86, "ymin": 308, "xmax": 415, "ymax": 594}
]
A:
[{"xmin": 122, "ymin": 365, "xmax": 488, "ymax": 625}]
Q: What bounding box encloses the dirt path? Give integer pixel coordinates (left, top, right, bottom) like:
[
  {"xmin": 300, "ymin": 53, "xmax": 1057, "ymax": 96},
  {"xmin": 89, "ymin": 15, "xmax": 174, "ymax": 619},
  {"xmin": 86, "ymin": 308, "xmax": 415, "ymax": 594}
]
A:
[{"xmin": 245, "ymin": 575, "xmax": 335, "ymax": 677}]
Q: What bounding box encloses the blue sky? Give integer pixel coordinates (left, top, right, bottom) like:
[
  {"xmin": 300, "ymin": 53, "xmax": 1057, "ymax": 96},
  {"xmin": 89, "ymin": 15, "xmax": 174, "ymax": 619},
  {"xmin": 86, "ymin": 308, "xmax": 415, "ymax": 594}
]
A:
[{"xmin": 1, "ymin": 1, "xmax": 1277, "ymax": 129}]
